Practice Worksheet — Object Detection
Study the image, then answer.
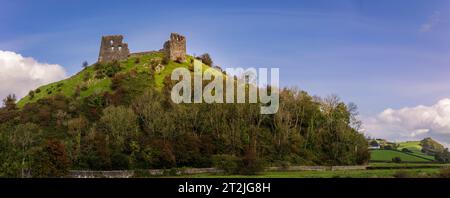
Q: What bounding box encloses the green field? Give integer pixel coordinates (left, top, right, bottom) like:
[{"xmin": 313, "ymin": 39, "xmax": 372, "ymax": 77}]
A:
[
  {"xmin": 368, "ymin": 162, "xmax": 447, "ymax": 168},
  {"xmin": 398, "ymin": 141, "xmax": 435, "ymax": 160},
  {"xmin": 170, "ymin": 168, "xmax": 441, "ymax": 178},
  {"xmin": 370, "ymin": 150, "xmax": 433, "ymax": 163}
]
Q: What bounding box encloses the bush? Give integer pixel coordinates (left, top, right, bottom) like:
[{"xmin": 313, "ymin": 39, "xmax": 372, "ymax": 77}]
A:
[
  {"xmin": 111, "ymin": 153, "xmax": 129, "ymax": 170},
  {"xmin": 392, "ymin": 157, "xmax": 402, "ymax": 163},
  {"xmin": 212, "ymin": 154, "xmax": 240, "ymax": 174},
  {"xmin": 274, "ymin": 161, "xmax": 290, "ymax": 170},
  {"xmin": 401, "ymin": 148, "xmax": 412, "ymax": 153},
  {"xmin": 163, "ymin": 168, "xmax": 180, "ymax": 176},
  {"xmin": 133, "ymin": 169, "xmax": 153, "ymax": 178},
  {"xmin": 80, "ymin": 85, "xmax": 88, "ymax": 91},
  {"xmin": 32, "ymin": 139, "xmax": 71, "ymax": 177},
  {"xmin": 105, "ymin": 61, "xmax": 121, "ymax": 77},
  {"xmin": 83, "ymin": 72, "xmax": 90, "ymax": 82},
  {"xmin": 111, "ymin": 73, "xmax": 126, "ymax": 90},
  {"xmin": 239, "ymin": 148, "xmax": 264, "ymax": 175},
  {"xmin": 393, "ymin": 170, "xmax": 411, "ymax": 178},
  {"xmin": 146, "ymin": 141, "xmax": 176, "ymax": 169},
  {"xmin": 28, "ymin": 91, "xmax": 35, "ymax": 99},
  {"xmin": 438, "ymin": 167, "xmax": 450, "ymax": 178}
]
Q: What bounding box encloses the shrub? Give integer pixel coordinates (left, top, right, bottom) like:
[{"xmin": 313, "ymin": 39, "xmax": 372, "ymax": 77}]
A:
[
  {"xmin": 274, "ymin": 161, "xmax": 290, "ymax": 170},
  {"xmin": 393, "ymin": 170, "xmax": 411, "ymax": 178},
  {"xmin": 111, "ymin": 73, "xmax": 126, "ymax": 90},
  {"xmin": 438, "ymin": 167, "xmax": 450, "ymax": 178},
  {"xmin": 105, "ymin": 61, "xmax": 121, "ymax": 77},
  {"xmin": 83, "ymin": 72, "xmax": 90, "ymax": 82},
  {"xmin": 74, "ymin": 86, "xmax": 81, "ymax": 98},
  {"xmin": 95, "ymin": 71, "xmax": 105, "ymax": 79},
  {"xmin": 162, "ymin": 56, "xmax": 169, "ymax": 65},
  {"xmin": 239, "ymin": 148, "xmax": 264, "ymax": 175},
  {"xmin": 82, "ymin": 61, "xmax": 89, "ymax": 69},
  {"xmin": 392, "ymin": 157, "xmax": 402, "ymax": 163},
  {"xmin": 28, "ymin": 91, "xmax": 35, "ymax": 99},
  {"xmin": 32, "ymin": 139, "xmax": 71, "ymax": 178},
  {"xmin": 212, "ymin": 154, "xmax": 240, "ymax": 174},
  {"xmin": 163, "ymin": 168, "xmax": 180, "ymax": 176},
  {"xmin": 35, "ymin": 88, "xmax": 41, "ymax": 93},
  {"xmin": 111, "ymin": 153, "xmax": 129, "ymax": 170},
  {"xmin": 80, "ymin": 85, "xmax": 88, "ymax": 91},
  {"xmin": 133, "ymin": 169, "xmax": 155, "ymax": 178},
  {"xmin": 401, "ymin": 148, "xmax": 412, "ymax": 153}
]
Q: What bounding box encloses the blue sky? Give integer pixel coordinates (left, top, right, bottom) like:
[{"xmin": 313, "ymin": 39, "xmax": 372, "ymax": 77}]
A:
[{"xmin": 2, "ymin": 0, "xmax": 450, "ymax": 142}]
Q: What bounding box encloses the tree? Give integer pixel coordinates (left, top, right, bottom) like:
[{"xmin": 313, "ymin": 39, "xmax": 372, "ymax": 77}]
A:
[
  {"xmin": 68, "ymin": 116, "xmax": 89, "ymax": 164},
  {"xmin": 2, "ymin": 94, "xmax": 16, "ymax": 111},
  {"xmin": 132, "ymin": 90, "xmax": 170, "ymax": 139},
  {"xmin": 11, "ymin": 123, "xmax": 41, "ymax": 177},
  {"xmin": 28, "ymin": 91, "xmax": 35, "ymax": 100},
  {"xmin": 99, "ymin": 106, "xmax": 139, "ymax": 149},
  {"xmin": 82, "ymin": 61, "xmax": 89, "ymax": 69},
  {"xmin": 32, "ymin": 139, "xmax": 71, "ymax": 177}
]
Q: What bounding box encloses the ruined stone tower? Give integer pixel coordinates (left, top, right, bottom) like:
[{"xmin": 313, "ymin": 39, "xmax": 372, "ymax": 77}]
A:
[
  {"xmin": 163, "ymin": 33, "xmax": 186, "ymax": 62},
  {"xmin": 98, "ymin": 35, "xmax": 130, "ymax": 63}
]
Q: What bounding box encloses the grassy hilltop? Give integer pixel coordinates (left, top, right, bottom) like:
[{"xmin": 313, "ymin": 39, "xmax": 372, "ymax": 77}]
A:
[{"xmin": 18, "ymin": 52, "xmax": 220, "ymax": 107}]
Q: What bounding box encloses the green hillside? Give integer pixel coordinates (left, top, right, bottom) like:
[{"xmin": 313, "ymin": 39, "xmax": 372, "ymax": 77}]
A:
[
  {"xmin": 370, "ymin": 150, "xmax": 433, "ymax": 163},
  {"xmin": 1, "ymin": 48, "xmax": 372, "ymax": 176},
  {"xmin": 17, "ymin": 52, "xmax": 219, "ymax": 107},
  {"xmin": 398, "ymin": 141, "xmax": 435, "ymax": 161}
]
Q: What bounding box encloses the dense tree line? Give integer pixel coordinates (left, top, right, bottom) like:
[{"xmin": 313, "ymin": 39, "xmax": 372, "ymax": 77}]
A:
[{"xmin": 0, "ymin": 63, "xmax": 369, "ymax": 177}]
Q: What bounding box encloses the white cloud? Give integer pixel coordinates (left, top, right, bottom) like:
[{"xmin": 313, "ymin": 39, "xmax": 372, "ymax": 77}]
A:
[
  {"xmin": 0, "ymin": 50, "xmax": 67, "ymax": 102},
  {"xmin": 363, "ymin": 98, "xmax": 450, "ymax": 146},
  {"xmin": 420, "ymin": 11, "xmax": 441, "ymax": 32}
]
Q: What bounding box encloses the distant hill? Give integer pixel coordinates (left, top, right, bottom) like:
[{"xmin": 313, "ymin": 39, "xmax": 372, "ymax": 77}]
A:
[
  {"xmin": 370, "ymin": 138, "xmax": 447, "ymax": 163},
  {"xmin": 421, "ymin": 137, "xmax": 445, "ymax": 155}
]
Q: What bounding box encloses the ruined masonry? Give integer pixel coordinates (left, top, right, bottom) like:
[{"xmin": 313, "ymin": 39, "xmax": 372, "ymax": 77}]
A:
[
  {"xmin": 163, "ymin": 33, "xmax": 187, "ymax": 62},
  {"xmin": 97, "ymin": 33, "xmax": 187, "ymax": 63},
  {"xmin": 98, "ymin": 35, "xmax": 130, "ymax": 63}
]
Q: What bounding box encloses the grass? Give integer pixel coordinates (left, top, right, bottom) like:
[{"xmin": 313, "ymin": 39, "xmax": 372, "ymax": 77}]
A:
[
  {"xmin": 398, "ymin": 141, "xmax": 435, "ymax": 161},
  {"xmin": 17, "ymin": 52, "xmax": 223, "ymax": 107},
  {"xmin": 17, "ymin": 65, "xmax": 112, "ymax": 107},
  {"xmin": 369, "ymin": 162, "xmax": 448, "ymax": 168},
  {"xmin": 370, "ymin": 149, "xmax": 433, "ymax": 163},
  {"xmin": 170, "ymin": 168, "xmax": 441, "ymax": 178}
]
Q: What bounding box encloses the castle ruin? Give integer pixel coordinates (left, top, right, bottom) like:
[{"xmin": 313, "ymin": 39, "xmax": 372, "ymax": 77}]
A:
[
  {"xmin": 163, "ymin": 33, "xmax": 187, "ymax": 62},
  {"xmin": 98, "ymin": 35, "xmax": 130, "ymax": 63},
  {"xmin": 97, "ymin": 33, "xmax": 186, "ymax": 63}
]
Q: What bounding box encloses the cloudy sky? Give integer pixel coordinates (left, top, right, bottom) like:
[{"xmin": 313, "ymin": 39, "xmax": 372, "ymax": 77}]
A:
[{"xmin": 1, "ymin": 0, "xmax": 450, "ymax": 145}]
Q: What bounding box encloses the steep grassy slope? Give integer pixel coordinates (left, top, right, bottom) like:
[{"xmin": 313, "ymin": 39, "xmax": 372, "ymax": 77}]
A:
[{"xmin": 17, "ymin": 52, "xmax": 221, "ymax": 107}]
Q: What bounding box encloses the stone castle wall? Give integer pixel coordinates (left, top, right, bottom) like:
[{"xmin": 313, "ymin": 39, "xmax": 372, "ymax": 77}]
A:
[
  {"xmin": 163, "ymin": 33, "xmax": 186, "ymax": 62},
  {"xmin": 98, "ymin": 35, "xmax": 130, "ymax": 63},
  {"xmin": 97, "ymin": 33, "xmax": 186, "ymax": 63}
]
